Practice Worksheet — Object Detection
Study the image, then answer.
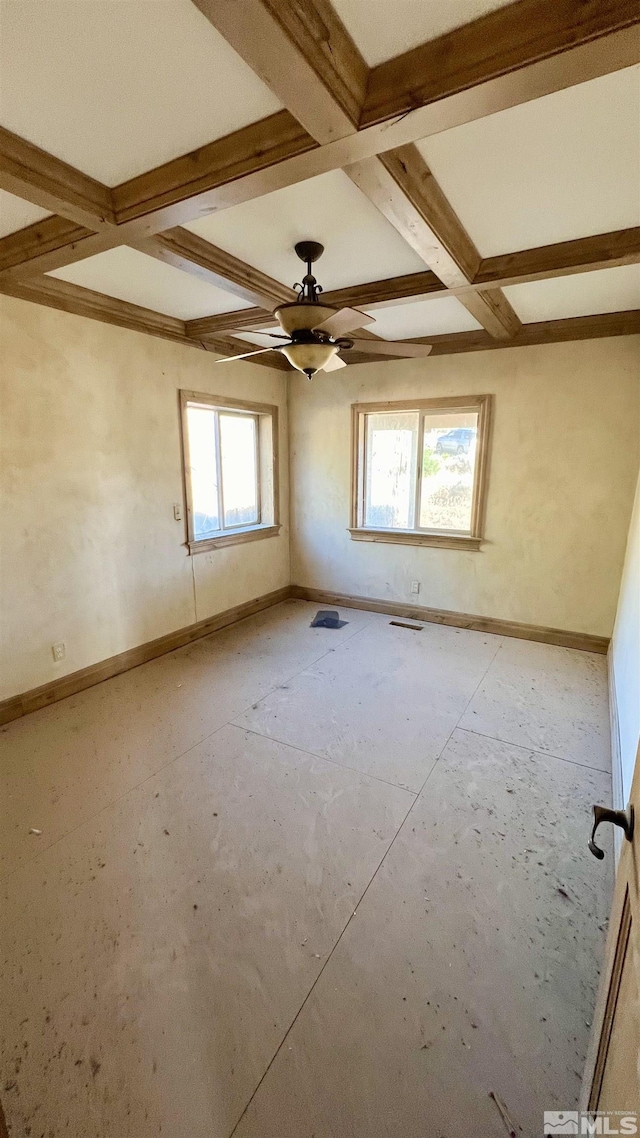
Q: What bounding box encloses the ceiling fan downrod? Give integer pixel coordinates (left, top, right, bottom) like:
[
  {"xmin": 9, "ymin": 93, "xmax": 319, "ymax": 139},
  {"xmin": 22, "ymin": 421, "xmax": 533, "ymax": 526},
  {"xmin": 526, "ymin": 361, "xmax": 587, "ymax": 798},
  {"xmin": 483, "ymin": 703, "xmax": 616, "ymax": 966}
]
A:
[{"xmin": 294, "ymin": 240, "xmax": 325, "ymax": 304}]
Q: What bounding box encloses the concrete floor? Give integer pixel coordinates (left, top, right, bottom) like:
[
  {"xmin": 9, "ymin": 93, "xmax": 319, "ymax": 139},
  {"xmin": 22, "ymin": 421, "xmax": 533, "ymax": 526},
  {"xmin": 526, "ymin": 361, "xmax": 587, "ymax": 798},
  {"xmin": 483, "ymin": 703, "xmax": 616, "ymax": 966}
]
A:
[{"xmin": 0, "ymin": 599, "xmax": 614, "ymax": 1137}]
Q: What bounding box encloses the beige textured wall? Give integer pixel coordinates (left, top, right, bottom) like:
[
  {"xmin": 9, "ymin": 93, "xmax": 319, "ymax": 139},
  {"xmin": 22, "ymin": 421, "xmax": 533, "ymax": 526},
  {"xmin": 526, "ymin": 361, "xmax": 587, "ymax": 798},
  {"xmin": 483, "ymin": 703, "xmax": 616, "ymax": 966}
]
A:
[
  {"xmin": 0, "ymin": 295, "xmax": 290, "ymax": 701},
  {"xmin": 290, "ymin": 336, "xmax": 640, "ymax": 638}
]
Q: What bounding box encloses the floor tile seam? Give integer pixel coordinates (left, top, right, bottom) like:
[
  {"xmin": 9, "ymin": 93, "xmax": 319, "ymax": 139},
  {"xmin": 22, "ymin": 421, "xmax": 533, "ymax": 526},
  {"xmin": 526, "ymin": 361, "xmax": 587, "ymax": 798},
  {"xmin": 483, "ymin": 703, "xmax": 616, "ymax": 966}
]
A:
[
  {"xmin": 411, "ymin": 641, "xmax": 506, "ymax": 803},
  {"xmin": 229, "ymin": 723, "xmax": 419, "ymax": 796},
  {"xmin": 449, "ymin": 639, "xmax": 505, "ymax": 736},
  {"xmin": 456, "ymin": 726, "xmax": 613, "ymax": 777},
  {"xmin": 227, "ymin": 786, "xmax": 423, "ymax": 1137},
  {"xmin": 0, "ymin": 714, "xmax": 240, "ymax": 886},
  {"xmin": 225, "ymin": 614, "xmax": 387, "ymax": 720}
]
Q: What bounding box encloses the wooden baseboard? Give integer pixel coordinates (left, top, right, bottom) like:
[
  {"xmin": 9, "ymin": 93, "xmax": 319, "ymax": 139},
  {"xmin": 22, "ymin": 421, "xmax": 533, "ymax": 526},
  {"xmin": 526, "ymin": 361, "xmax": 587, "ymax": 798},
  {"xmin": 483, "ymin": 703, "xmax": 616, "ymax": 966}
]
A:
[
  {"xmin": 290, "ymin": 585, "xmax": 610, "ymax": 654},
  {"xmin": 0, "ymin": 582, "xmax": 610, "ymax": 728},
  {"xmin": 0, "ymin": 586, "xmax": 291, "ymax": 727}
]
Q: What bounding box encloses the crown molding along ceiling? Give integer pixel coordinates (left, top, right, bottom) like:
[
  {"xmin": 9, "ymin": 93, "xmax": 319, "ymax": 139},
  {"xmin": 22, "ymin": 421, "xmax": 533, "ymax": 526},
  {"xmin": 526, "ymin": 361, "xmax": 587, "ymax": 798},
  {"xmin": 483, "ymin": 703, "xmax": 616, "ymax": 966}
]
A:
[{"xmin": 0, "ymin": 0, "xmax": 638, "ymax": 371}]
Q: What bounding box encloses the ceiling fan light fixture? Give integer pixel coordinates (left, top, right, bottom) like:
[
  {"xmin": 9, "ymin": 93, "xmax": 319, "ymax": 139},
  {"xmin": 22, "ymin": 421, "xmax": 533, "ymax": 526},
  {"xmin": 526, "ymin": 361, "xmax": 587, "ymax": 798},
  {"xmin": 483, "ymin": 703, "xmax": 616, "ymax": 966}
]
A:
[
  {"xmin": 274, "ymin": 302, "xmax": 337, "ymax": 336},
  {"xmin": 281, "ymin": 340, "xmax": 339, "ymax": 378},
  {"xmin": 213, "ymin": 242, "xmax": 434, "ymax": 370}
]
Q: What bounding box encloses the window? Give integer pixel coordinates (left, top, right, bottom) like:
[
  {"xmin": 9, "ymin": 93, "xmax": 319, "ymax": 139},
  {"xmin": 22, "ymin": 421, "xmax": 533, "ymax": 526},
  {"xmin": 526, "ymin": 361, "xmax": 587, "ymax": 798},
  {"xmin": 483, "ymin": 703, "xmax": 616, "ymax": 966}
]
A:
[
  {"xmin": 351, "ymin": 396, "xmax": 492, "ymax": 550},
  {"xmin": 180, "ymin": 391, "xmax": 279, "ymax": 553}
]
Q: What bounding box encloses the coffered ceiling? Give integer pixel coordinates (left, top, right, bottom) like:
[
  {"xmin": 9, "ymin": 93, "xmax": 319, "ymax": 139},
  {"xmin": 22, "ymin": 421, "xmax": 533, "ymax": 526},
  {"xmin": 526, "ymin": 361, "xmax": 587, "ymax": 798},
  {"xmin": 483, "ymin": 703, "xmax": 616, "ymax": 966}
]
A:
[{"xmin": 0, "ymin": 0, "xmax": 638, "ymax": 370}]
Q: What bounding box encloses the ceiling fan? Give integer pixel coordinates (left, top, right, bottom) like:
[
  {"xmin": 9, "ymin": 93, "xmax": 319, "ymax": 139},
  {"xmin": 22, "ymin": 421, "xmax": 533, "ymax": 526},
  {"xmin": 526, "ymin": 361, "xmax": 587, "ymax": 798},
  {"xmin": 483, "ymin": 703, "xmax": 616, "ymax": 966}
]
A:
[{"xmin": 214, "ymin": 241, "xmax": 433, "ymax": 378}]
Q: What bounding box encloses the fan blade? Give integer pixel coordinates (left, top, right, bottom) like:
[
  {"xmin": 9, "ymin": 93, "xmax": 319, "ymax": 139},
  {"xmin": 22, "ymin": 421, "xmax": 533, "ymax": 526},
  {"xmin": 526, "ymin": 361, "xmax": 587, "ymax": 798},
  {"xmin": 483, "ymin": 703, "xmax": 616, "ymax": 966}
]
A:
[
  {"xmin": 313, "ymin": 307, "xmax": 375, "ymax": 336},
  {"xmin": 228, "ymin": 331, "xmax": 289, "ymax": 339},
  {"xmin": 350, "ymin": 339, "xmax": 433, "ymax": 358},
  {"xmin": 215, "ymin": 347, "xmax": 278, "ymax": 363},
  {"xmin": 321, "ymin": 353, "xmax": 347, "ymax": 372}
]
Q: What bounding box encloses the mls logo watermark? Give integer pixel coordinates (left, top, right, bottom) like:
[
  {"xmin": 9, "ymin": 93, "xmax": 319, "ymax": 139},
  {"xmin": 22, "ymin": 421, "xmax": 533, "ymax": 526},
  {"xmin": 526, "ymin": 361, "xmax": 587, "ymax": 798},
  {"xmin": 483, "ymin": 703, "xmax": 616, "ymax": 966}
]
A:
[{"xmin": 544, "ymin": 1112, "xmax": 638, "ymax": 1135}]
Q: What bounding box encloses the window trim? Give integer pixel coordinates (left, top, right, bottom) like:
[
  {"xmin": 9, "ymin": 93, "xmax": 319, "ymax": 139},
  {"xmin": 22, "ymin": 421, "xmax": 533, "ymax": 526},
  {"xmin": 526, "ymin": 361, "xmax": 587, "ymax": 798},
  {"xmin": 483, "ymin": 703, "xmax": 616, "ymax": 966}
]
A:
[
  {"xmin": 350, "ymin": 395, "xmax": 492, "ymax": 551},
  {"xmin": 179, "ymin": 390, "xmax": 280, "ymax": 555}
]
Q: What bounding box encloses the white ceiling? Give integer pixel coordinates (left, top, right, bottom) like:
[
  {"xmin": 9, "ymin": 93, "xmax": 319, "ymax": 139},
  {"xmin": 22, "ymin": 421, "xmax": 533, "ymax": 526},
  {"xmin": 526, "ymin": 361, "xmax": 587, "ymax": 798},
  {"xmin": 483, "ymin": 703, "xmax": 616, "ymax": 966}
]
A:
[
  {"xmin": 0, "ymin": 0, "xmax": 281, "ymax": 186},
  {"xmin": 504, "ymin": 264, "xmax": 640, "ymax": 324},
  {"xmin": 0, "ymin": 190, "xmax": 51, "ymax": 238},
  {"xmin": 365, "ymin": 297, "xmax": 483, "ymax": 339},
  {"xmin": 331, "ymin": 0, "xmax": 514, "ymax": 67},
  {"xmin": 417, "ymin": 66, "xmax": 640, "ymax": 257},
  {"xmin": 48, "ymin": 247, "xmax": 252, "ymax": 321},
  {"xmin": 185, "ymin": 169, "xmax": 426, "ymax": 291}
]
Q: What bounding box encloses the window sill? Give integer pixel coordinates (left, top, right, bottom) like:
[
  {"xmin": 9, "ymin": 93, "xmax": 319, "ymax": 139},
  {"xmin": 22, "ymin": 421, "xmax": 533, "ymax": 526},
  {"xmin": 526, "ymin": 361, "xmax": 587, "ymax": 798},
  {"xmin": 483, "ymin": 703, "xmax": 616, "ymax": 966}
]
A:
[
  {"xmin": 348, "ymin": 528, "xmax": 482, "ymax": 551},
  {"xmin": 188, "ymin": 525, "xmax": 281, "ymax": 555}
]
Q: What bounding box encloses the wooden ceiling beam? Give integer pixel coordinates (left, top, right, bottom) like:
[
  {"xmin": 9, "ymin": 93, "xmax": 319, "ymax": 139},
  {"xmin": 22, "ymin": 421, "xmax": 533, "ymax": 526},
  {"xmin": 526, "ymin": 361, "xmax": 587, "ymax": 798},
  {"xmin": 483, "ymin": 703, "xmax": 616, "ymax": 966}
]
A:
[
  {"xmin": 339, "ymin": 309, "xmax": 640, "ymax": 362},
  {"xmin": 349, "ymin": 149, "xmax": 478, "ymax": 287},
  {"xmin": 137, "ymin": 229, "xmax": 295, "ymax": 309},
  {"xmin": 186, "ymin": 308, "xmax": 274, "ymax": 338},
  {"xmin": 190, "ymin": 0, "xmax": 367, "ymax": 143},
  {"xmin": 112, "ymin": 109, "xmax": 316, "ymax": 227},
  {"xmin": 0, "ymin": 215, "xmax": 118, "ymax": 277},
  {"xmin": 361, "ymin": 0, "xmax": 640, "ymax": 127},
  {"xmin": 0, "ymin": 274, "xmax": 288, "ymax": 369},
  {"xmin": 0, "ymin": 125, "xmax": 114, "ymax": 228},
  {"xmin": 475, "ymin": 226, "xmax": 640, "ymax": 287},
  {"xmin": 0, "ymin": 274, "xmax": 191, "ymax": 345},
  {"xmin": 0, "ymin": 214, "xmax": 95, "ymax": 274},
  {"xmin": 323, "ymin": 271, "xmax": 445, "ymax": 310},
  {"xmin": 404, "ymin": 309, "xmax": 640, "ymax": 356},
  {"xmin": 347, "ymin": 146, "xmax": 522, "ymax": 339}
]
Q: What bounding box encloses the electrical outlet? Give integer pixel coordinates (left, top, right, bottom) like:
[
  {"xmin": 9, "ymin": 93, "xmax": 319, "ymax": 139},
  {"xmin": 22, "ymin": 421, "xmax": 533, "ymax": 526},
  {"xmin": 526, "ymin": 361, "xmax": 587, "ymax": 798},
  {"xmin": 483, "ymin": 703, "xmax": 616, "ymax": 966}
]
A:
[
  {"xmin": 52, "ymin": 642, "xmax": 65, "ymax": 662},
  {"xmin": 411, "ymin": 581, "xmax": 420, "ymax": 594},
  {"xmin": 173, "ymin": 502, "xmax": 183, "ymax": 521}
]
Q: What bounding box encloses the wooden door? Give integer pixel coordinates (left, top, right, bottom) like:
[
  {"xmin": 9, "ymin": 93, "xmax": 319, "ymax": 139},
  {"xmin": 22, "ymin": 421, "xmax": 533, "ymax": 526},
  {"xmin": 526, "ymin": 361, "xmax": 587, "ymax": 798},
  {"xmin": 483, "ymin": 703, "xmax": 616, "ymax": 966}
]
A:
[{"xmin": 582, "ymin": 741, "xmax": 640, "ymax": 1118}]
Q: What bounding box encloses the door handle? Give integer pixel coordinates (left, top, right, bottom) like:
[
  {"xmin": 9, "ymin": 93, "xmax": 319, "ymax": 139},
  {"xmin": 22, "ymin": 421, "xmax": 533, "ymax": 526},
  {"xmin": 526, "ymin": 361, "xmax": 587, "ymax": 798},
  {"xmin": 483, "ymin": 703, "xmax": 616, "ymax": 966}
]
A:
[{"xmin": 588, "ymin": 804, "xmax": 634, "ymax": 860}]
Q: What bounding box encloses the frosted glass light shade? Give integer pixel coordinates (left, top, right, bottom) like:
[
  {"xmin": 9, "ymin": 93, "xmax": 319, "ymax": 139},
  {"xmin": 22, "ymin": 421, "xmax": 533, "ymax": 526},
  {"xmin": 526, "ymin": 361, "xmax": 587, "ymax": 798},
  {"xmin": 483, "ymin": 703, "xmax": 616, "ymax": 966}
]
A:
[
  {"xmin": 275, "ymin": 302, "xmax": 337, "ymax": 335},
  {"xmin": 281, "ymin": 341, "xmax": 338, "ymax": 375}
]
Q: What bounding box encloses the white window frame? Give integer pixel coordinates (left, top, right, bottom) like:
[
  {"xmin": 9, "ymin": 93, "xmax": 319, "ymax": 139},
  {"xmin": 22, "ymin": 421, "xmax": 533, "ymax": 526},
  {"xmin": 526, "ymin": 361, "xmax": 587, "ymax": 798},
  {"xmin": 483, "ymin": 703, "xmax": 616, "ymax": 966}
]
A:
[
  {"xmin": 350, "ymin": 395, "xmax": 492, "ymax": 551},
  {"xmin": 179, "ymin": 390, "xmax": 280, "ymax": 554}
]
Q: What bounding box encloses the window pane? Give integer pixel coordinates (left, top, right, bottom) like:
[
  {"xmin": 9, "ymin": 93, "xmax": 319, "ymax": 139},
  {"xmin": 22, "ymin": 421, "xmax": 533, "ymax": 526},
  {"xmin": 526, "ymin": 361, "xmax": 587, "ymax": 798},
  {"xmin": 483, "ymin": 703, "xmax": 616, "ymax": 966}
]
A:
[
  {"xmin": 220, "ymin": 414, "xmax": 258, "ymax": 528},
  {"xmin": 364, "ymin": 412, "xmax": 419, "ymax": 529},
  {"xmin": 186, "ymin": 405, "xmax": 220, "ymax": 539},
  {"xmin": 420, "ymin": 413, "xmax": 478, "ymax": 532}
]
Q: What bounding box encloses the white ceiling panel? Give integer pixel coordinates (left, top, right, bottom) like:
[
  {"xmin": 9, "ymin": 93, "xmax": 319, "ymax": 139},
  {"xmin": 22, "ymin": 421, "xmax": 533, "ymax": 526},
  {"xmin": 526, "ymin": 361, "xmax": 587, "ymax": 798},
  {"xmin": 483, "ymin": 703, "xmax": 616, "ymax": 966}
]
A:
[
  {"xmin": 331, "ymin": 0, "xmax": 514, "ymax": 67},
  {"xmin": 0, "ymin": 189, "xmax": 51, "ymax": 238},
  {"xmin": 417, "ymin": 67, "xmax": 640, "ymax": 257},
  {"xmin": 365, "ymin": 297, "xmax": 483, "ymax": 340},
  {"xmin": 184, "ymin": 169, "xmax": 425, "ymax": 291},
  {"xmin": 504, "ymin": 264, "xmax": 640, "ymax": 324},
  {"xmin": 0, "ymin": 0, "xmax": 281, "ymax": 186},
  {"xmin": 48, "ymin": 247, "xmax": 252, "ymax": 321}
]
